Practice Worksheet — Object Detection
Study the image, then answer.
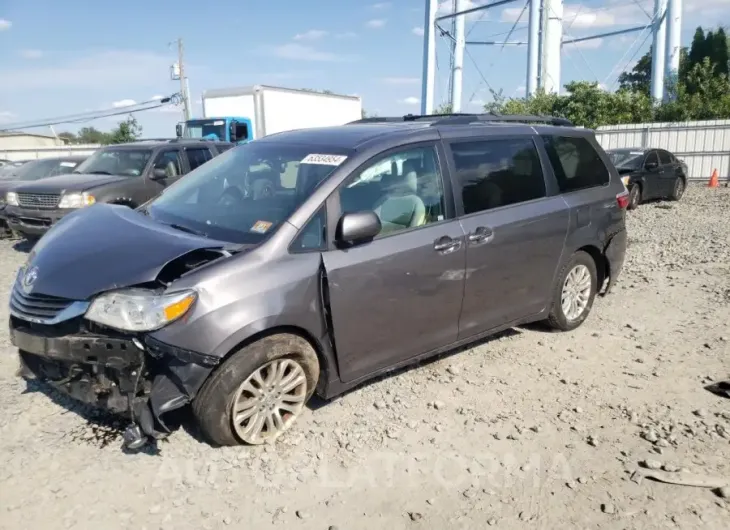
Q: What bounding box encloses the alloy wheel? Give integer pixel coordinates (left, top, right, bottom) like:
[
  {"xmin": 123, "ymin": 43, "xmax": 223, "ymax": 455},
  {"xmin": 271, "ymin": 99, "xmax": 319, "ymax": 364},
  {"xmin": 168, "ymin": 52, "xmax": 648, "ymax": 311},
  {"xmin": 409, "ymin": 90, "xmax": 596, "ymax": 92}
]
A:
[
  {"xmin": 230, "ymin": 358, "xmax": 308, "ymax": 444},
  {"xmin": 561, "ymin": 264, "xmax": 592, "ymax": 322}
]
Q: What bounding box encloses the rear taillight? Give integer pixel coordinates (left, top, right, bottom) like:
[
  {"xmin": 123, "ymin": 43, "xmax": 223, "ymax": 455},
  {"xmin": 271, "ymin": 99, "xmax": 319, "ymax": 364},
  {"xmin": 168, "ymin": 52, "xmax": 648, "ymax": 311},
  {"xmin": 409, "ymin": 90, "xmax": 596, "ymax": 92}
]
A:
[{"xmin": 616, "ymin": 190, "xmax": 630, "ymax": 209}]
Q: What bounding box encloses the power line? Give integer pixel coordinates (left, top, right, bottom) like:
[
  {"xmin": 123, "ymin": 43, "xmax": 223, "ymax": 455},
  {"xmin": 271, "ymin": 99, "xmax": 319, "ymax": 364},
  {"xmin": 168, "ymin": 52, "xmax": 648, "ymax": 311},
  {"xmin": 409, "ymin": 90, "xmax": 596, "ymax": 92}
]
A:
[{"xmin": 0, "ymin": 94, "xmax": 180, "ymax": 132}]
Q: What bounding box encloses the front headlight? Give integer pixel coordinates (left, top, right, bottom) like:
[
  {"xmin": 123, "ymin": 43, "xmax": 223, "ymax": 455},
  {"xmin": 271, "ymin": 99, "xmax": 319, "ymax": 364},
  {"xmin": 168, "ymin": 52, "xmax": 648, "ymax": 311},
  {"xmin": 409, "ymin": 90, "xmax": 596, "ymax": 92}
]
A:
[
  {"xmin": 6, "ymin": 191, "xmax": 18, "ymax": 206},
  {"xmin": 58, "ymin": 192, "xmax": 96, "ymax": 209},
  {"xmin": 85, "ymin": 288, "xmax": 197, "ymax": 332}
]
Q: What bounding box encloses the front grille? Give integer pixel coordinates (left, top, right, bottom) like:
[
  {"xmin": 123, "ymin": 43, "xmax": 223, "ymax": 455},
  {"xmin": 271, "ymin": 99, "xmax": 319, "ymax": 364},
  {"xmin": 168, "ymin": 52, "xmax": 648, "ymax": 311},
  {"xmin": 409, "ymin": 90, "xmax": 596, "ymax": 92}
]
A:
[
  {"xmin": 10, "ymin": 285, "xmax": 73, "ymax": 322},
  {"xmin": 17, "ymin": 193, "xmax": 60, "ymax": 209}
]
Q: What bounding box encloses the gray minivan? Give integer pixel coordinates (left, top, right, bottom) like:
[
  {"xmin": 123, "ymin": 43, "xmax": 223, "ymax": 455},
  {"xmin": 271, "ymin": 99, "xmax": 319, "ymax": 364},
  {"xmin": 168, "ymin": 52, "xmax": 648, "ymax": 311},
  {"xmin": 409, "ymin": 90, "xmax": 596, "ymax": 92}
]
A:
[{"xmin": 10, "ymin": 114, "xmax": 629, "ymax": 450}]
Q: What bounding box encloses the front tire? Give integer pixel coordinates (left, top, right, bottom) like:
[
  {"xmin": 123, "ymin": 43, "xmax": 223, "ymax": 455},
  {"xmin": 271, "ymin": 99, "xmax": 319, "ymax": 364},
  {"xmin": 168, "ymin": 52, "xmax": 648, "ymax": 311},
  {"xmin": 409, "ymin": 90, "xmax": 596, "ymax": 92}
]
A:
[
  {"xmin": 192, "ymin": 334, "xmax": 320, "ymax": 446},
  {"xmin": 546, "ymin": 251, "xmax": 598, "ymax": 331}
]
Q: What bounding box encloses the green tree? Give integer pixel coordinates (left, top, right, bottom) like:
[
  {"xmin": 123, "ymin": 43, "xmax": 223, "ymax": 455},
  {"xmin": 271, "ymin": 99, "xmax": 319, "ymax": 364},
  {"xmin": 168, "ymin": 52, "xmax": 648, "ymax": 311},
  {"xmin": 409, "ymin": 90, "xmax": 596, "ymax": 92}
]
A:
[
  {"xmin": 688, "ymin": 27, "xmax": 707, "ymax": 68},
  {"xmin": 57, "ymin": 131, "xmax": 78, "ymax": 144},
  {"xmin": 107, "ymin": 116, "xmax": 142, "ymax": 144},
  {"xmin": 711, "ymin": 28, "xmax": 729, "ymax": 75},
  {"xmin": 76, "ymin": 126, "xmax": 110, "ymax": 144},
  {"xmin": 433, "ymin": 102, "xmax": 453, "ymax": 114}
]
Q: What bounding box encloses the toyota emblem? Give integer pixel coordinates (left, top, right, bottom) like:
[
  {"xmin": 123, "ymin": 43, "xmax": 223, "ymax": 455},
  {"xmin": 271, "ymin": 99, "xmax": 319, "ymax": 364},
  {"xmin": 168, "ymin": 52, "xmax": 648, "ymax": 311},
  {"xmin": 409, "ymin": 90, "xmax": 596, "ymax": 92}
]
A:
[{"xmin": 21, "ymin": 266, "xmax": 39, "ymax": 293}]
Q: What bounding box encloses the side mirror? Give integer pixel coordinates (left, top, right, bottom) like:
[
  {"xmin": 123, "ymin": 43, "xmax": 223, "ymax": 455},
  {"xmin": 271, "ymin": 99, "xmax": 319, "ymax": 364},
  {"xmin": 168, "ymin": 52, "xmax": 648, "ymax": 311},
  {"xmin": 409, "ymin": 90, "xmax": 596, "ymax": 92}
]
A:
[
  {"xmin": 229, "ymin": 120, "xmax": 238, "ymax": 143},
  {"xmin": 175, "ymin": 123, "xmax": 183, "ymax": 138},
  {"xmin": 152, "ymin": 168, "xmax": 167, "ymax": 179},
  {"xmin": 336, "ymin": 211, "xmax": 381, "ymax": 245},
  {"xmin": 645, "ymin": 161, "xmax": 658, "ymax": 171}
]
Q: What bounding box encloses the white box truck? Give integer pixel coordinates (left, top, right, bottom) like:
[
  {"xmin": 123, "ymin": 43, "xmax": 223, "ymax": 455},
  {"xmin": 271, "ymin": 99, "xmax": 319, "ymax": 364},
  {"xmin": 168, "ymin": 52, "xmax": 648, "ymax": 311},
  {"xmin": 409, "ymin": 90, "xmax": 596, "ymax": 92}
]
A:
[{"xmin": 177, "ymin": 85, "xmax": 362, "ymax": 143}]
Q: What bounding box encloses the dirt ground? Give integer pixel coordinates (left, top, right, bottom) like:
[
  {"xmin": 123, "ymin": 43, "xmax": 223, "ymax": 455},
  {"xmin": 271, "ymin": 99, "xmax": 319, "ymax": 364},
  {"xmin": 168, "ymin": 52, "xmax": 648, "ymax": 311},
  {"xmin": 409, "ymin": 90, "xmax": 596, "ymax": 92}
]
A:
[{"xmin": 1, "ymin": 186, "xmax": 729, "ymax": 530}]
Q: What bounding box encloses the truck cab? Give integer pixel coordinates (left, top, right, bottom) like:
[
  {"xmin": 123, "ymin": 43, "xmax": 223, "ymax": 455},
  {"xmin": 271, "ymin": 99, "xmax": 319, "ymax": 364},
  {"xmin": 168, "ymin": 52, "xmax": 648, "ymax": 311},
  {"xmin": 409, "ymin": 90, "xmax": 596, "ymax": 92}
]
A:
[{"xmin": 177, "ymin": 117, "xmax": 253, "ymax": 143}]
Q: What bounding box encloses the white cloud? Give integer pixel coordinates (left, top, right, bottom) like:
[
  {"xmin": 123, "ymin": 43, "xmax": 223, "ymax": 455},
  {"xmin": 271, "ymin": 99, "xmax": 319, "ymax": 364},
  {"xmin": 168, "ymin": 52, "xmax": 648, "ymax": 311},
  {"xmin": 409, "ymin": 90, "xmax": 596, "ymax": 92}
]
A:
[
  {"xmin": 335, "ymin": 31, "xmax": 358, "ymax": 39},
  {"xmin": 438, "ymin": 1, "xmax": 489, "ymax": 21},
  {"xmin": 19, "ymin": 49, "xmax": 43, "ymax": 59},
  {"xmin": 0, "ymin": 50, "xmax": 175, "ymax": 90},
  {"xmin": 0, "ymin": 111, "xmax": 17, "ymax": 123},
  {"xmin": 412, "ymin": 26, "xmax": 424, "ymax": 36},
  {"xmin": 382, "ymin": 77, "xmax": 420, "ymax": 85},
  {"xmin": 150, "ymin": 94, "xmax": 165, "ymax": 101},
  {"xmin": 501, "ymin": 1, "xmax": 650, "ymax": 29},
  {"xmin": 293, "ymin": 29, "xmax": 328, "ymax": 41},
  {"xmin": 366, "ymin": 19, "xmax": 387, "ymax": 29},
  {"xmin": 111, "ymin": 99, "xmax": 136, "ymax": 108},
  {"xmin": 401, "ymin": 96, "xmax": 420, "ymax": 105},
  {"xmin": 563, "ymin": 38, "xmax": 604, "ymax": 50},
  {"xmin": 371, "ymin": 2, "xmax": 391, "ymax": 8},
  {"xmin": 266, "ymin": 43, "xmax": 343, "ymax": 62},
  {"xmin": 0, "ymin": 19, "xmax": 11, "ymax": 31}
]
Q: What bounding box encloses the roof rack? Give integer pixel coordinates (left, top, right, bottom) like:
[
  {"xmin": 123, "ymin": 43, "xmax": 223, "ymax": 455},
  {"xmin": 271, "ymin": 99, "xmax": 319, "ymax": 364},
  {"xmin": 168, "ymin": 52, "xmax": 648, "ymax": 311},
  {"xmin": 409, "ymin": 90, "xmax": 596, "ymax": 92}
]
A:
[{"xmin": 347, "ymin": 113, "xmax": 573, "ymax": 127}]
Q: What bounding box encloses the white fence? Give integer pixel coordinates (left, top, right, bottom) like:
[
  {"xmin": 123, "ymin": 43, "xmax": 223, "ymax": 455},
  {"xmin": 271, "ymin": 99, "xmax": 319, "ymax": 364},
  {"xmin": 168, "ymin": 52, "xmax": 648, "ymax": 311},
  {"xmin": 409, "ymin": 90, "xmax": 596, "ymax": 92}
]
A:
[
  {"xmin": 0, "ymin": 144, "xmax": 101, "ymax": 161},
  {"xmin": 595, "ymin": 120, "xmax": 730, "ymax": 182}
]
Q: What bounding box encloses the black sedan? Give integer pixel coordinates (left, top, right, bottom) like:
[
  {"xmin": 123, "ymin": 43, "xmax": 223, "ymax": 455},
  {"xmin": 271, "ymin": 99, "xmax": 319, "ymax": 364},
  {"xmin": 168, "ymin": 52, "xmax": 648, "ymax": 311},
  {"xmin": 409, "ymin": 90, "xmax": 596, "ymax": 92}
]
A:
[
  {"xmin": 607, "ymin": 148, "xmax": 688, "ymax": 210},
  {"xmin": 1, "ymin": 156, "xmax": 87, "ymax": 237}
]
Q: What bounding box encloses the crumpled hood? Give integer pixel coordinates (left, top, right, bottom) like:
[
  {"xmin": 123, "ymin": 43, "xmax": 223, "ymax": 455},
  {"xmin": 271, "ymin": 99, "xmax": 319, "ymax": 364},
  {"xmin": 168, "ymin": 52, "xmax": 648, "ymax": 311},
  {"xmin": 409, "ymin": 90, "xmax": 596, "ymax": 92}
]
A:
[{"xmin": 25, "ymin": 204, "xmax": 231, "ymax": 300}]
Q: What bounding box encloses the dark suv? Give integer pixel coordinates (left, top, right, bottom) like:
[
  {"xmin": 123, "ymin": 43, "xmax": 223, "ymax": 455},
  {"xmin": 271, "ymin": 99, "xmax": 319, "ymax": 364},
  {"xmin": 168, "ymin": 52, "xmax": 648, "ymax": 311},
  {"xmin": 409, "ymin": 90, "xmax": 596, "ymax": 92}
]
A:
[
  {"xmin": 4, "ymin": 139, "xmax": 233, "ymax": 238},
  {"xmin": 9, "ymin": 114, "xmax": 628, "ymax": 450}
]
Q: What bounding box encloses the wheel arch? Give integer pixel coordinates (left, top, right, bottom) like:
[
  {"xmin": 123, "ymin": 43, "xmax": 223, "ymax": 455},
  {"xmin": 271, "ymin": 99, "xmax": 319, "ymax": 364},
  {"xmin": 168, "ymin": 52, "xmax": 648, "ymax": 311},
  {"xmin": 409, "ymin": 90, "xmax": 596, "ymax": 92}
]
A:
[
  {"xmin": 217, "ymin": 324, "xmax": 332, "ymax": 395},
  {"xmin": 575, "ymin": 244, "xmax": 608, "ymax": 294}
]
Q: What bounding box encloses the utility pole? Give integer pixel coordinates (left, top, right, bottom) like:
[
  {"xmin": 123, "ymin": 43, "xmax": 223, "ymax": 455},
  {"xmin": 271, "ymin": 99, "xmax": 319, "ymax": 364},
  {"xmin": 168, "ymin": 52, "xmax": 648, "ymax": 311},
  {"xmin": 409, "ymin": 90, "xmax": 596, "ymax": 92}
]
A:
[{"xmin": 176, "ymin": 38, "xmax": 192, "ymax": 121}]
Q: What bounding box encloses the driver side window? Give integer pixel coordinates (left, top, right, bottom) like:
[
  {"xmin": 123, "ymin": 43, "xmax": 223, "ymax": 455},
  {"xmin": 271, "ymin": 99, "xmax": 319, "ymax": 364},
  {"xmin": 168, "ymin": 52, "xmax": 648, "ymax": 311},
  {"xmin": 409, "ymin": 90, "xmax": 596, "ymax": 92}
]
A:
[
  {"xmin": 338, "ymin": 145, "xmax": 446, "ymax": 237},
  {"xmin": 644, "ymin": 151, "xmax": 658, "ymax": 169},
  {"xmin": 152, "ymin": 150, "xmax": 183, "ymax": 177}
]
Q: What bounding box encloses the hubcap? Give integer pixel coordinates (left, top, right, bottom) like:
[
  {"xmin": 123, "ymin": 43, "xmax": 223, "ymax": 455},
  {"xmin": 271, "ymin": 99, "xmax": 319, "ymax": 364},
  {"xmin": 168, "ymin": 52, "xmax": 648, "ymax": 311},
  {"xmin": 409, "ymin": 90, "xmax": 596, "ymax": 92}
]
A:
[
  {"xmin": 231, "ymin": 358, "xmax": 307, "ymax": 444},
  {"xmin": 561, "ymin": 264, "xmax": 592, "ymax": 321}
]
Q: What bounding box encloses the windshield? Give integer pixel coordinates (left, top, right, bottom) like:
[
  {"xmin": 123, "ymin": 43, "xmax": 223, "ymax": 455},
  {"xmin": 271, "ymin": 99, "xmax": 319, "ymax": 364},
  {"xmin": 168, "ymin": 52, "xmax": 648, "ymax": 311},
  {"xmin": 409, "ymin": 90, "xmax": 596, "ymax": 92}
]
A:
[
  {"xmin": 73, "ymin": 148, "xmax": 153, "ymax": 176},
  {"xmin": 0, "ymin": 158, "xmax": 77, "ymax": 181},
  {"xmin": 0, "ymin": 161, "xmax": 30, "ymax": 180},
  {"xmin": 185, "ymin": 120, "xmax": 226, "ymax": 141},
  {"xmin": 608, "ymin": 150, "xmax": 645, "ymax": 170},
  {"xmin": 147, "ymin": 142, "xmax": 352, "ymax": 244}
]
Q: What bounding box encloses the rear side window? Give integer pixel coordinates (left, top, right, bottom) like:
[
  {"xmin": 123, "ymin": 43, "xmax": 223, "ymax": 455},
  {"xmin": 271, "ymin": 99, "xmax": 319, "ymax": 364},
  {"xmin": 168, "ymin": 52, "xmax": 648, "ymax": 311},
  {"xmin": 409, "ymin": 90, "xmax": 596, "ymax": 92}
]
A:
[
  {"xmin": 450, "ymin": 138, "xmax": 546, "ymax": 214},
  {"xmin": 186, "ymin": 148, "xmax": 213, "ymax": 171},
  {"xmin": 657, "ymin": 150, "xmax": 672, "ymax": 165},
  {"xmin": 542, "ymin": 136, "xmax": 609, "ymax": 193}
]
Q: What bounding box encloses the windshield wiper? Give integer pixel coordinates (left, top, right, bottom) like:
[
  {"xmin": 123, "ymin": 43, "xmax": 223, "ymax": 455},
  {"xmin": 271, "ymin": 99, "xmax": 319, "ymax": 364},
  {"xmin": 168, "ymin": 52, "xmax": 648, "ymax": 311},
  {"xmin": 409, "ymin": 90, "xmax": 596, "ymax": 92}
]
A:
[
  {"xmin": 86, "ymin": 170, "xmax": 112, "ymax": 175},
  {"xmin": 164, "ymin": 222, "xmax": 209, "ymax": 238}
]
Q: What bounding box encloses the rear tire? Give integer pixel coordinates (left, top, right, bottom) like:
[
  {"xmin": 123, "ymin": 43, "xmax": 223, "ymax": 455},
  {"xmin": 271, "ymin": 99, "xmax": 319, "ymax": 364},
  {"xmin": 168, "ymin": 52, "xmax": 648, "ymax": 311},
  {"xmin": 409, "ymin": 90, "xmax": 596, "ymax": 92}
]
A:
[
  {"xmin": 546, "ymin": 251, "xmax": 598, "ymax": 332},
  {"xmin": 627, "ymin": 184, "xmax": 641, "ymax": 210},
  {"xmin": 192, "ymin": 334, "xmax": 320, "ymax": 446},
  {"xmin": 669, "ymin": 177, "xmax": 685, "ymax": 201}
]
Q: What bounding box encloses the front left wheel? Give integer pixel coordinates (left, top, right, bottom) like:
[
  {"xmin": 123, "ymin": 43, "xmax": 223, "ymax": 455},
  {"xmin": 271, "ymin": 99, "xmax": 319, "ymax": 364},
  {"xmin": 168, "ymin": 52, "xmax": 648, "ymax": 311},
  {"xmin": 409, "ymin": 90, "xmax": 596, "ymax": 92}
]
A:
[{"xmin": 192, "ymin": 334, "xmax": 320, "ymax": 446}]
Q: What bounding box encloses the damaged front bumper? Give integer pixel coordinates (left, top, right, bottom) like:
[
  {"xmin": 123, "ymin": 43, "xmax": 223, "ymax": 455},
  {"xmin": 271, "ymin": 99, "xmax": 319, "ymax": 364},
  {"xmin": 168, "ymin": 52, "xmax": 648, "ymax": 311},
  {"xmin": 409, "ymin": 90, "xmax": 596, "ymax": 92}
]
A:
[{"xmin": 11, "ymin": 318, "xmax": 219, "ymax": 445}]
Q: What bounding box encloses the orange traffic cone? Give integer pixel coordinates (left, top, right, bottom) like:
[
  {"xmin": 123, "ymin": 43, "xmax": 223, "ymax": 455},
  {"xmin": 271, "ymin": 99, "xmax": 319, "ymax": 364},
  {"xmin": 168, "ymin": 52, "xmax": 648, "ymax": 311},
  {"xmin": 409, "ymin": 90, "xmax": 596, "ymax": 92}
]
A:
[{"xmin": 708, "ymin": 168, "xmax": 719, "ymax": 188}]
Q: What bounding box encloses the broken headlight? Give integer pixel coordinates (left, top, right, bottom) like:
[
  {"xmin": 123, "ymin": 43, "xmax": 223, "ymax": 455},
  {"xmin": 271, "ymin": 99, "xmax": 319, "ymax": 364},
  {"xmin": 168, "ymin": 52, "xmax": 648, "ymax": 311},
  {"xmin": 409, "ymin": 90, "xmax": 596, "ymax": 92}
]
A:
[{"xmin": 85, "ymin": 288, "xmax": 196, "ymax": 332}]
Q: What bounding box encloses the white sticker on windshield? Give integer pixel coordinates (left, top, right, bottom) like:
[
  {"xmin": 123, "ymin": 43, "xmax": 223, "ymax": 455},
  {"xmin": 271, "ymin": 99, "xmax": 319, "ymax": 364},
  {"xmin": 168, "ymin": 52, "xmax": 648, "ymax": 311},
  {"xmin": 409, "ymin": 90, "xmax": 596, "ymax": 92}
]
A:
[
  {"xmin": 301, "ymin": 154, "xmax": 348, "ymax": 166},
  {"xmin": 60, "ymin": 161, "xmax": 78, "ymax": 167},
  {"xmin": 630, "ymin": 152, "xmax": 643, "ymax": 155}
]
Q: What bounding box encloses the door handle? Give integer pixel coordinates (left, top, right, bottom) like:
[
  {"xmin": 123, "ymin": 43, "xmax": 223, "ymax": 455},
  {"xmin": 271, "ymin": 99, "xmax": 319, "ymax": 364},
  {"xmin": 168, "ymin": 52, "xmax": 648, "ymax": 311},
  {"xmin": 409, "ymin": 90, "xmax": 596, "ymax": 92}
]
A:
[
  {"xmin": 433, "ymin": 236, "xmax": 462, "ymax": 253},
  {"xmin": 468, "ymin": 226, "xmax": 494, "ymax": 244}
]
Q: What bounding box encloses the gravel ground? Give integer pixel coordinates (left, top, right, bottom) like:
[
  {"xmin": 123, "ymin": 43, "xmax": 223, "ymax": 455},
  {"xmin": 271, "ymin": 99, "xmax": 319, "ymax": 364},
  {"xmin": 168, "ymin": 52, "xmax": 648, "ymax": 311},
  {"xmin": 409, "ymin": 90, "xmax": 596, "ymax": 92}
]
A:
[{"xmin": 1, "ymin": 185, "xmax": 729, "ymax": 530}]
